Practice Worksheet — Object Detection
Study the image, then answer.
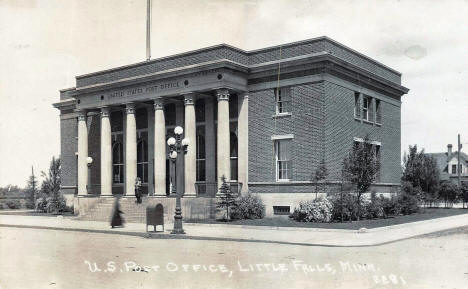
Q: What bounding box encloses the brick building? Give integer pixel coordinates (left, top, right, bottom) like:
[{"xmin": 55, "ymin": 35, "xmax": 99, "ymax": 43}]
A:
[{"xmin": 53, "ymin": 36, "xmax": 409, "ymax": 218}]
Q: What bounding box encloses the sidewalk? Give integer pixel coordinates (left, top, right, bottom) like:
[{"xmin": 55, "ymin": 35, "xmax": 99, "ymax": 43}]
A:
[{"xmin": 0, "ymin": 213, "xmax": 467, "ymax": 247}]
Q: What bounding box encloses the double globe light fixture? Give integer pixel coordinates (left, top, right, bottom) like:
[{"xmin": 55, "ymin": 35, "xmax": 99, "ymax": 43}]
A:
[{"xmin": 166, "ymin": 126, "xmax": 189, "ymax": 234}]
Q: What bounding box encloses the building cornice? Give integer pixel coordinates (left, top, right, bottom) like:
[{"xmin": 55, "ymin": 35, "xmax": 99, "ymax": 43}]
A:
[
  {"xmin": 67, "ymin": 53, "xmax": 408, "ymax": 100},
  {"xmin": 72, "ymin": 37, "xmax": 403, "ymax": 90}
]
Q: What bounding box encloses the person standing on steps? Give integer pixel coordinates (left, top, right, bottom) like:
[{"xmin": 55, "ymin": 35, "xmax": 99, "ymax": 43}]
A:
[
  {"xmin": 110, "ymin": 197, "xmax": 124, "ymax": 228},
  {"xmin": 135, "ymin": 177, "xmax": 142, "ymax": 204}
]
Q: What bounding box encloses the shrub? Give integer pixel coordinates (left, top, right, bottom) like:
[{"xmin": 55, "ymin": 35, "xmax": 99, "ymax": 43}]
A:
[
  {"xmin": 328, "ymin": 192, "xmax": 364, "ymax": 221},
  {"xmin": 230, "ymin": 193, "xmax": 265, "ymax": 220},
  {"xmin": 291, "ymin": 198, "xmax": 333, "ymax": 222},
  {"xmin": 438, "ymin": 182, "xmax": 459, "ymax": 208},
  {"xmin": 397, "ymin": 192, "xmax": 419, "ymax": 215},
  {"xmin": 35, "ymin": 197, "xmax": 48, "ymax": 212},
  {"xmin": 364, "ymin": 192, "xmax": 385, "ymax": 219},
  {"xmin": 0, "ymin": 203, "xmax": 4, "ymax": 210},
  {"xmin": 45, "ymin": 195, "xmax": 67, "ymax": 213},
  {"xmin": 6, "ymin": 200, "xmax": 21, "ymax": 209},
  {"xmin": 380, "ymin": 195, "xmax": 401, "ymax": 217}
]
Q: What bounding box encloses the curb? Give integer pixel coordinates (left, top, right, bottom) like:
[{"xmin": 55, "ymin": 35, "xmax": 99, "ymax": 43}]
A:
[{"xmin": 1, "ymin": 222, "xmax": 466, "ymax": 248}]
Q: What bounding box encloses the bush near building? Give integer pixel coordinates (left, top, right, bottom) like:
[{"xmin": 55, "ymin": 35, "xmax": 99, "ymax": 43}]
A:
[
  {"xmin": 290, "ymin": 198, "xmax": 333, "ymax": 222},
  {"xmin": 230, "ymin": 193, "xmax": 266, "ymax": 220}
]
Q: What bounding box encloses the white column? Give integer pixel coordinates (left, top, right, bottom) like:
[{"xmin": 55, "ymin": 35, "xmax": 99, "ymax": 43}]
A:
[
  {"xmin": 77, "ymin": 110, "xmax": 88, "ymax": 195},
  {"xmin": 125, "ymin": 103, "xmax": 137, "ymax": 196},
  {"xmin": 153, "ymin": 98, "xmax": 166, "ymax": 196},
  {"xmin": 216, "ymin": 89, "xmax": 231, "ymax": 186},
  {"xmin": 238, "ymin": 92, "xmax": 249, "ymax": 193},
  {"xmin": 100, "ymin": 107, "xmax": 112, "ymax": 196},
  {"xmin": 184, "ymin": 93, "xmax": 197, "ymax": 196}
]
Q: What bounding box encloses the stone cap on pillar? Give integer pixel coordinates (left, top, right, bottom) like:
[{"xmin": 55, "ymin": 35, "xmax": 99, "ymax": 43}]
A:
[
  {"xmin": 75, "ymin": 109, "xmax": 88, "ymax": 121},
  {"xmin": 100, "ymin": 106, "xmax": 110, "ymax": 117},
  {"xmin": 215, "ymin": 88, "xmax": 230, "ymax": 101},
  {"xmin": 125, "ymin": 102, "xmax": 136, "ymax": 114},
  {"xmin": 239, "ymin": 91, "xmax": 249, "ymax": 99},
  {"xmin": 153, "ymin": 98, "xmax": 164, "ymax": 110},
  {"xmin": 183, "ymin": 93, "xmax": 196, "ymax": 106}
]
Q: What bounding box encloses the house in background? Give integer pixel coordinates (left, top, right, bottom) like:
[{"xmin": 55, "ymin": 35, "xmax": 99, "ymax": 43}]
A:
[{"xmin": 427, "ymin": 144, "xmax": 468, "ymax": 185}]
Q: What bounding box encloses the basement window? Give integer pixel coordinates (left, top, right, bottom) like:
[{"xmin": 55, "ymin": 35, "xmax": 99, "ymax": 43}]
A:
[{"xmin": 273, "ymin": 206, "xmax": 291, "ymax": 215}]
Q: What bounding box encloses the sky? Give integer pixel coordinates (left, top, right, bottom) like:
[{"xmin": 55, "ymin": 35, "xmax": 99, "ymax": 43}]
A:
[{"xmin": 1, "ymin": 0, "xmax": 467, "ymax": 187}]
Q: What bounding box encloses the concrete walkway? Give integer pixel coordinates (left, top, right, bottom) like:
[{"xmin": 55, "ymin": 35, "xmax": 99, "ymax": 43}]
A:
[{"xmin": 0, "ymin": 213, "xmax": 467, "ymax": 247}]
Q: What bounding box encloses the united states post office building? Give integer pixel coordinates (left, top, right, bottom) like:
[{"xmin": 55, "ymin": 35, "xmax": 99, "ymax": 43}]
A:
[{"xmin": 54, "ymin": 37, "xmax": 408, "ymax": 218}]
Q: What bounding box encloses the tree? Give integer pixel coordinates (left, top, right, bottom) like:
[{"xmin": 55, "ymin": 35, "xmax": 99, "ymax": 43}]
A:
[
  {"xmin": 25, "ymin": 166, "xmax": 39, "ymax": 209},
  {"xmin": 342, "ymin": 135, "xmax": 380, "ymax": 220},
  {"xmin": 402, "ymin": 145, "xmax": 440, "ymax": 206},
  {"xmin": 216, "ymin": 175, "xmax": 238, "ymax": 220},
  {"xmin": 40, "ymin": 156, "xmax": 64, "ymax": 213},
  {"xmin": 438, "ymin": 182, "xmax": 460, "ymax": 208},
  {"xmin": 313, "ymin": 158, "xmax": 328, "ymax": 199},
  {"xmin": 461, "ymin": 183, "xmax": 468, "ymax": 209}
]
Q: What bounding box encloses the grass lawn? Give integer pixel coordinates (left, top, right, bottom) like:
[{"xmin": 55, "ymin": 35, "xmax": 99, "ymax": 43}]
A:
[{"xmin": 186, "ymin": 208, "xmax": 468, "ymax": 230}]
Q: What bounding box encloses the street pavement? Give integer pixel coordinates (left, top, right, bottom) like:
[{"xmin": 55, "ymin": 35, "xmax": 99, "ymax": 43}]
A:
[
  {"xmin": 0, "ymin": 225, "xmax": 467, "ymax": 289},
  {"xmin": 0, "ymin": 213, "xmax": 468, "ymax": 246}
]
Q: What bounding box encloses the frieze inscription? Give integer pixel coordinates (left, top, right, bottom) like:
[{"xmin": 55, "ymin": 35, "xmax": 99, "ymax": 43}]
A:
[{"xmin": 109, "ymin": 81, "xmax": 180, "ymax": 99}]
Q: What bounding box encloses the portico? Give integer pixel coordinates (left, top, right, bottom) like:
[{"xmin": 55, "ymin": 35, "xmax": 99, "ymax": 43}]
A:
[{"xmin": 71, "ymin": 78, "xmax": 249, "ymax": 198}]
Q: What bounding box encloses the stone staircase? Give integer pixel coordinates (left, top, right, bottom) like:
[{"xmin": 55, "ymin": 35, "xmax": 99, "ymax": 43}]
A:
[
  {"xmin": 78, "ymin": 197, "xmax": 161, "ymax": 223},
  {"xmin": 78, "ymin": 196, "xmax": 216, "ymax": 223}
]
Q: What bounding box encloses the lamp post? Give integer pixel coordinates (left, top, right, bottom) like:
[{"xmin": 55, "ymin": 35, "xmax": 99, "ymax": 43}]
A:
[
  {"xmin": 86, "ymin": 157, "xmax": 93, "ymax": 194},
  {"xmin": 167, "ymin": 126, "xmax": 189, "ymax": 234}
]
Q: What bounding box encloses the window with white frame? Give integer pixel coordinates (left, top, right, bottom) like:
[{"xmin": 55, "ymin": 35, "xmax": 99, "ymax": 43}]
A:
[
  {"xmin": 362, "ymin": 96, "xmax": 370, "ymax": 121},
  {"xmin": 274, "ymin": 87, "xmax": 291, "ymax": 114},
  {"xmin": 275, "ymin": 139, "xmax": 292, "ymax": 181}
]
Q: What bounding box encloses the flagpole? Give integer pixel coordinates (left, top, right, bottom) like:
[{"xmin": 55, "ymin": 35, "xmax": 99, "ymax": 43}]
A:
[{"xmin": 146, "ymin": 0, "xmax": 151, "ymax": 61}]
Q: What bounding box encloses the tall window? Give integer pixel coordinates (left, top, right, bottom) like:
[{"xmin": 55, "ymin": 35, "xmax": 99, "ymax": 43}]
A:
[
  {"xmin": 452, "ymin": 164, "xmax": 457, "ymax": 174},
  {"xmin": 275, "ymin": 139, "xmax": 292, "ymax": 181},
  {"xmin": 112, "ymin": 141, "xmax": 124, "ymax": 184},
  {"xmin": 230, "ymin": 131, "xmax": 238, "ymax": 181},
  {"xmin": 137, "ymin": 139, "xmax": 148, "ymax": 183},
  {"xmin": 362, "ymin": 96, "xmax": 370, "ymax": 121},
  {"xmin": 354, "ymin": 92, "xmax": 361, "ymax": 118},
  {"xmin": 275, "ymin": 87, "xmax": 291, "ymax": 114},
  {"xmin": 375, "ymin": 99, "xmax": 382, "ymax": 124},
  {"xmin": 196, "ymin": 127, "xmax": 206, "ymax": 182}
]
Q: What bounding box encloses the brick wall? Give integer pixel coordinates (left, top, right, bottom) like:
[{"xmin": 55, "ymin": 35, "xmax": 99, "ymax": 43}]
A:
[
  {"xmin": 248, "ymin": 80, "xmax": 401, "ymax": 195},
  {"xmin": 88, "ymin": 114, "xmax": 101, "ymax": 194},
  {"xmin": 323, "ymin": 81, "xmax": 401, "ymax": 184},
  {"xmin": 60, "ymin": 117, "xmax": 77, "ymax": 194},
  {"xmin": 248, "ymin": 82, "xmax": 326, "ymax": 192}
]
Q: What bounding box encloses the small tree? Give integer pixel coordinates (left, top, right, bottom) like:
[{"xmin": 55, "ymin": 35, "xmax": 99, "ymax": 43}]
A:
[
  {"xmin": 342, "ymin": 135, "xmax": 380, "ymax": 220},
  {"xmin": 402, "ymin": 145, "xmax": 440, "ymax": 206},
  {"xmin": 40, "ymin": 157, "xmax": 64, "ymax": 213},
  {"xmin": 216, "ymin": 175, "xmax": 238, "ymax": 220},
  {"xmin": 25, "ymin": 166, "xmax": 39, "ymax": 209},
  {"xmin": 313, "ymin": 159, "xmax": 328, "ymax": 199}
]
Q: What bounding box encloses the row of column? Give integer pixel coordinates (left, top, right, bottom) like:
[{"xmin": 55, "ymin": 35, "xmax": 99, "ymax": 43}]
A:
[{"xmin": 76, "ymin": 88, "xmax": 249, "ymax": 196}]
